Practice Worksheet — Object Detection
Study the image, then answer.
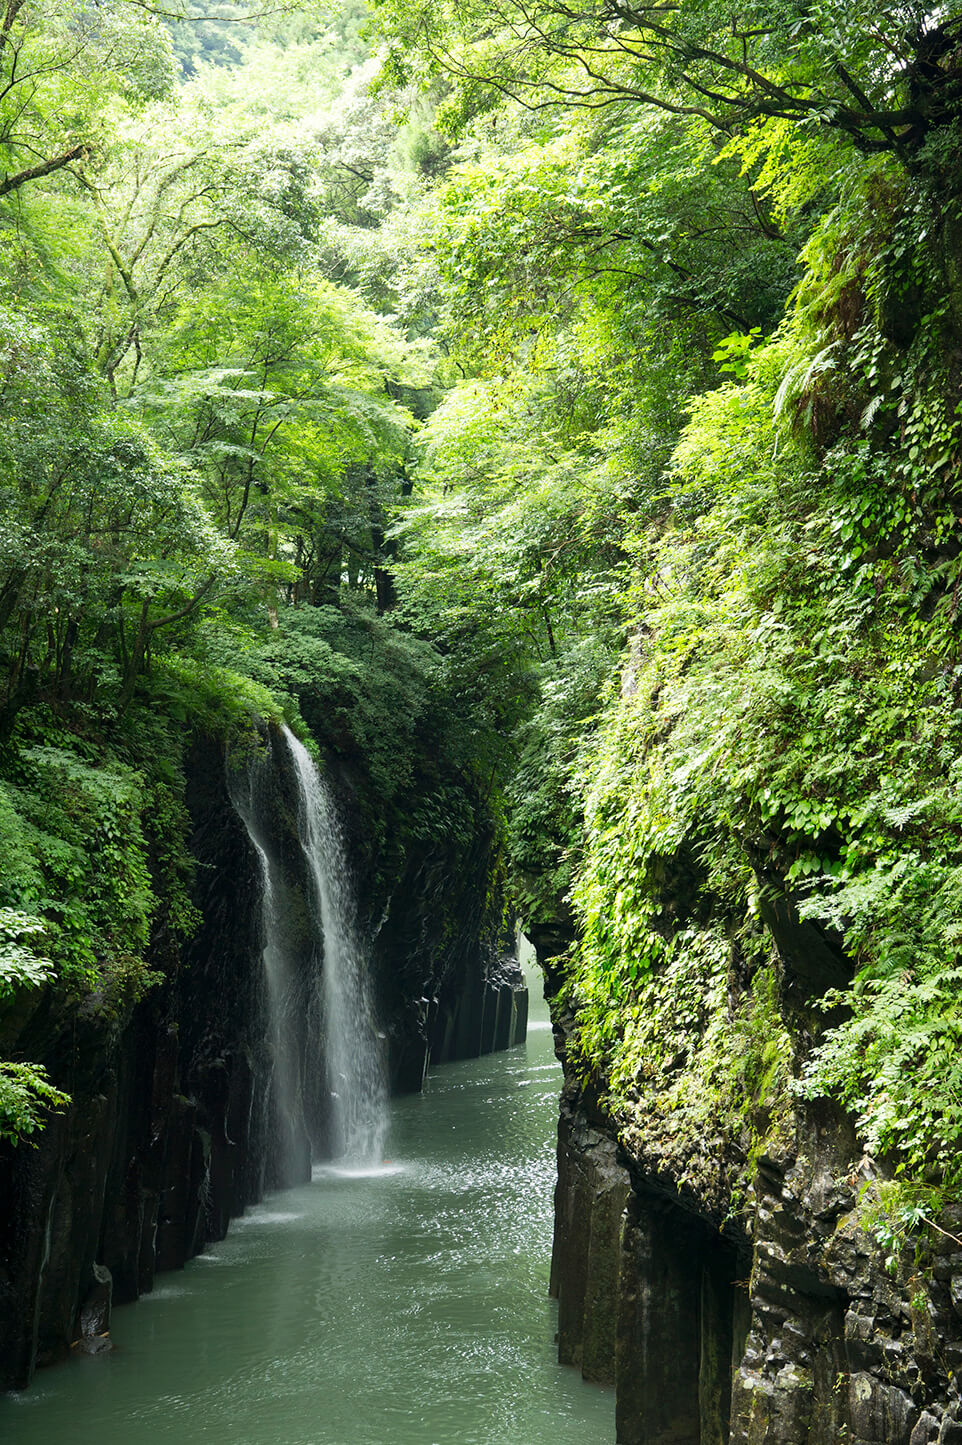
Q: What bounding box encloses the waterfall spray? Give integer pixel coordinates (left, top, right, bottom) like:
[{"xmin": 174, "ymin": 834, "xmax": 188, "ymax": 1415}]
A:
[{"xmin": 282, "ymin": 726, "xmax": 388, "ymax": 1164}]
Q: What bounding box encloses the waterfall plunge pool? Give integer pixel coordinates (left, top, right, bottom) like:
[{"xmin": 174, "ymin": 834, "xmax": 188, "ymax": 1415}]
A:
[{"xmin": 1, "ymin": 978, "xmax": 614, "ymax": 1445}]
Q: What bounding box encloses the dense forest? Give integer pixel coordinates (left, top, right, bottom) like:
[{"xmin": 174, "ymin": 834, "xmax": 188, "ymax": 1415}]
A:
[{"xmin": 2, "ymin": 0, "xmax": 962, "ymax": 1293}]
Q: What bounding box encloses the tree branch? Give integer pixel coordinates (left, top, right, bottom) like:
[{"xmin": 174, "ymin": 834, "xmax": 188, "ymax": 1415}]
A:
[{"xmin": 0, "ymin": 142, "xmax": 86, "ymax": 197}]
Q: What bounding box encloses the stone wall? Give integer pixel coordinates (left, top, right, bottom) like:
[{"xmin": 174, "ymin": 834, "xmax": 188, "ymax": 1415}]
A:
[{"xmin": 538, "ymin": 936, "xmax": 962, "ymax": 1445}]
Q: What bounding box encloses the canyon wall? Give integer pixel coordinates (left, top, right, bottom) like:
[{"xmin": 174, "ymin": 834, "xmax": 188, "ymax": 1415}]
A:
[
  {"xmin": 0, "ymin": 725, "xmax": 525, "ymax": 1389},
  {"xmin": 535, "ymin": 934, "xmax": 962, "ymax": 1445}
]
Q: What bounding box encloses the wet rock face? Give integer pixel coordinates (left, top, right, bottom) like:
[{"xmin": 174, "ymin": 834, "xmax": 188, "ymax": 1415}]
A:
[
  {"xmin": 726, "ymin": 1142, "xmax": 962, "ymax": 1445},
  {"xmin": 539, "ymin": 922, "xmax": 962, "ymax": 1445},
  {"xmin": 550, "ymin": 1098, "xmax": 629, "ymax": 1386},
  {"xmin": 0, "ymin": 733, "xmax": 271, "ymax": 1388},
  {"xmin": 550, "ymin": 1078, "xmax": 742, "ymax": 1445},
  {"xmin": 0, "ymin": 726, "xmax": 526, "ymax": 1389},
  {"xmin": 362, "ymin": 814, "xmax": 527, "ymax": 1091},
  {"xmin": 78, "ymin": 1263, "xmax": 112, "ymax": 1345},
  {"xmin": 551, "ymin": 1080, "xmax": 962, "ymax": 1443}
]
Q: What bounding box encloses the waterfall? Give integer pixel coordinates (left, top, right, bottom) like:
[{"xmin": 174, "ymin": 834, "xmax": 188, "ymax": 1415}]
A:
[
  {"xmin": 282, "ymin": 726, "xmax": 388, "ymax": 1165},
  {"xmin": 228, "ymin": 745, "xmax": 309, "ymax": 1188}
]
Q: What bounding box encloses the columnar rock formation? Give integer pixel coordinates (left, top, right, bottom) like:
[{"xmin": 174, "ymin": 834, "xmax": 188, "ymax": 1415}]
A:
[
  {"xmin": 0, "ymin": 725, "xmax": 526, "ymax": 1389},
  {"xmin": 537, "ymin": 937, "xmax": 962, "ymax": 1445}
]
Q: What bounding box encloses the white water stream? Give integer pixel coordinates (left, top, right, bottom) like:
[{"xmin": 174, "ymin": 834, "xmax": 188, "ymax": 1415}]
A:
[{"xmin": 282, "ymin": 726, "xmax": 387, "ymax": 1164}]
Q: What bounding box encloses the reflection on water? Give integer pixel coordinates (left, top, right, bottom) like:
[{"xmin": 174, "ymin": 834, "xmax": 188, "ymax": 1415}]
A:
[{"xmin": 1, "ymin": 973, "xmax": 613, "ymax": 1445}]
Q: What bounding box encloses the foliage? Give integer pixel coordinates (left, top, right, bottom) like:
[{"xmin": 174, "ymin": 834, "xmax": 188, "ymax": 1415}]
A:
[
  {"xmin": 371, "ymin": 0, "xmax": 962, "ymax": 161},
  {"xmin": 0, "ymin": 907, "xmax": 69, "ymax": 1143},
  {"xmin": 567, "ymin": 166, "xmax": 962, "ymax": 1189},
  {"xmin": 231, "ymin": 597, "xmax": 491, "ymax": 895},
  {"xmin": 0, "ymin": 907, "xmax": 52, "ymax": 999},
  {"xmin": 860, "ymin": 1180, "xmax": 962, "ymax": 1276},
  {"xmin": 2, "ymin": 0, "xmax": 962, "ymax": 1215},
  {"xmin": 506, "ymin": 636, "xmax": 612, "ymax": 920},
  {"xmin": 2, "ymin": 730, "xmax": 156, "ymax": 991},
  {"xmin": 0, "ymin": 0, "xmax": 177, "ymax": 204},
  {"xmin": 0, "ymin": 1061, "xmax": 70, "ymax": 1146}
]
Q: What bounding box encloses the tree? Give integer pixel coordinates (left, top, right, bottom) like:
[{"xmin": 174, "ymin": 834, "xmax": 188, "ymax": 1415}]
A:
[
  {"xmin": 144, "ymin": 263, "xmax": 426, "ymax": 608},
  {"xmin": 0, "ymin": 1, "xmax": 176, "ymax": 203},
  {"xmin": 0, "ymin": 316, "xmax": 235, "ymax": 729},
  {"xmin": 371, "ymin": 0, "xmax": 962, "ymax": 162}
]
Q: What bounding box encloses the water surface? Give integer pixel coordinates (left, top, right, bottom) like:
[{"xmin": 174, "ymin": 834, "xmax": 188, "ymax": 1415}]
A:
[{"xmin": 2, "ymin": 978, "xmax": 613, "ymax": 1444}]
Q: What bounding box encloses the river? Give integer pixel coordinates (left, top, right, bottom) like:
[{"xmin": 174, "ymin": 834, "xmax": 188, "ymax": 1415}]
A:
[{"xmin": 1, "ymin": 973, "xmax": 613, "ymax": 1444}]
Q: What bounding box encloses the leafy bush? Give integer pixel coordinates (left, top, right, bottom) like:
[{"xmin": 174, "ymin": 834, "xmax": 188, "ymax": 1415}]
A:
[
  {"xmin": 0, "ymin": 908, "xmax": 70, "ymax": 1143},
  {"xmin": 0, "ymin": 1062, "xmax": 70, "ymax": 1146}
]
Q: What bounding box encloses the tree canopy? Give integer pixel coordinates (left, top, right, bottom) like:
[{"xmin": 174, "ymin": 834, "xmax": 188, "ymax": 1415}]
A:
[
  {"xmin": 371, "ymin": 0, "xmax": 962, "ymax": 157},
  {"xmin": 1, "ymin": 0, "xmax": 962, "ymax": 1245}
]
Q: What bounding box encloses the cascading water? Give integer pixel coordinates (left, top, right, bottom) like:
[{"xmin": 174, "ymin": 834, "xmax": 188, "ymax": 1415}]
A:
[
  {"xmin": 282, "ymin": 726, "xmax": 388, "ymax": 1164},
  {"xmin": 228, "ymin": 745, "xmax": 309, "ymax": 1188}
]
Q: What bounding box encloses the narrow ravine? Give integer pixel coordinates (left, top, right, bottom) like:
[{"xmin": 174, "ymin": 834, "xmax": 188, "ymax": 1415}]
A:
[{"xmin": 0, "ymin": 972, "xmax": 613, "ymax": 1444}]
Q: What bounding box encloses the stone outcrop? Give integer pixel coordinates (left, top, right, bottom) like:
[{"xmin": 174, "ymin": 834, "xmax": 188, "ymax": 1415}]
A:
[
  {"xmin": 538, "ymin": 936, "xmax": 962, "ymax": 1445},
  {"xmin": 0, "ymin": 724, "xmax": 526, "ymax": 1389},
  {"xmin": 364, "ymin": 808, "xmax": 527, "ymax": 1092}
]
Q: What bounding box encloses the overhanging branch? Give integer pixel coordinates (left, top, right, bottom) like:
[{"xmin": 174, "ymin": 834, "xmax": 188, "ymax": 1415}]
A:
[{"xmin": 0, "ymin": 142, "xmax": 86, "ymax": 197}]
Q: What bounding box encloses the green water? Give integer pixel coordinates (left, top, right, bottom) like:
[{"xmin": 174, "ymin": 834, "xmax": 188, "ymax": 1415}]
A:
[{"xmin": 2, "ymin": 982, "xmax": 613, "ymax": 1444}]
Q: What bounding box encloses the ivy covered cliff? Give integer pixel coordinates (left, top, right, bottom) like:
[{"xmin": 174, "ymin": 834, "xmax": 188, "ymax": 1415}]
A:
[{"xmin": 365, "ymin": 0, "xmax": 962, "ymax": 1436}]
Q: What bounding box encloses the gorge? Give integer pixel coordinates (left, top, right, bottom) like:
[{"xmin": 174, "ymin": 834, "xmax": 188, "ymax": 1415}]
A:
[
  {"xmin": 2, "ymin": 1, "xmax": 962, "ymax": 1441},
  {"xmin": 0, "ymin": 719, "xmax": 528, "ymax": 1389},
  {"xmin": 0, "ymin": 983, "xmax": 611, "ymax": 1445}
]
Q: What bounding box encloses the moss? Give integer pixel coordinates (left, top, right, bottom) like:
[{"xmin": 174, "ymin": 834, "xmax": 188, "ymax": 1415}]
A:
[
  {"xmin": 0, "ymin": 674, "xmax": 290, "ymax": 1140},
  {"xmin": 568, "ymin": 901, "xmax": 795, "ymax": 1217}
]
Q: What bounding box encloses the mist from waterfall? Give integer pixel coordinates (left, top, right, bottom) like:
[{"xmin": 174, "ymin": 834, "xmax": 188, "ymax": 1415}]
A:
[{"xmin": 282, "ymin": 725, "xmax": 388, "ymax": 1164}]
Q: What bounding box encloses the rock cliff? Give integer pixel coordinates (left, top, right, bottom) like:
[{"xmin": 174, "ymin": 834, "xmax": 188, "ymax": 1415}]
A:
[
  {"xmin": 0, "ymin": 723, "xmax": 525, "ymax": 1389},
  {"xmin": 536, "ymin": 931, "xmax": 962, "ymax": 1445}
]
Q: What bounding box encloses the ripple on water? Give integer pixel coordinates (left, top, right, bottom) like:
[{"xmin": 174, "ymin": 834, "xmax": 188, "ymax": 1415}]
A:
[{"xmin": 231, "ymin": 1211, "xmax": 305, "ymax": 1228}]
